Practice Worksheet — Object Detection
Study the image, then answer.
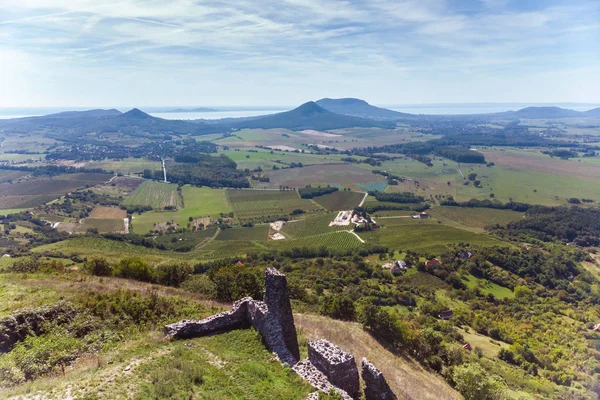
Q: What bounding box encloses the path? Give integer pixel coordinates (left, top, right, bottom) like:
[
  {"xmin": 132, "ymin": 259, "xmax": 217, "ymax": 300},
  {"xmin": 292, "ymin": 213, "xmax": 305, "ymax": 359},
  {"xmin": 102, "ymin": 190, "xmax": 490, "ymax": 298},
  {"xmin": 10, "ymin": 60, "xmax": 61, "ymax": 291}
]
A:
[
  {"xmin": 347, "ymin": 230, "xmax": 365, "ymax": 243},
  {"xmin": 123, "ymin": 217, "xmax": 129, "ymax": 234},
  {"xmin": 161, "ymin": 158, "xmax": 167, "ymax": 183},
  {"xmin": 358, "ymin": 192, "xmax": 368, "ymax": 207}
]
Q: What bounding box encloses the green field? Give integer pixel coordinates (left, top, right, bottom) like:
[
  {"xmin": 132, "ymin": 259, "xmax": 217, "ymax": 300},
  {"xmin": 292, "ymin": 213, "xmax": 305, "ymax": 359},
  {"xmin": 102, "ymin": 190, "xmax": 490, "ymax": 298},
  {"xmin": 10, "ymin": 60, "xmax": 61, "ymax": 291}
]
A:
[
  {"xmin": 427, "ymin": 206, "xmax": 524, "ymax": 232},
  {"xmin": 86, "ymin": 158, "xmax": 161, "ymax": 175},
  {"xmin": 462, "ymin": 273, "xmax": 515, "ymax": 300},
  {"xmin": 312, "ymin": 191, "xmax": 365, "ymax": 211},
  {"xmin": 280, "ymin": 214, "xmax": 346, "ymax": 239},
  {"xmin": 269, "ymin": 231, "xmax": 362, "ymax": 251},
  {"xmin": 216, "ymin": 225, "xmax": 269, "ymax": 241},
  {"xmin": 131, "ymin": 186, "xmax": 232, "ymax": 234},
  {"xmin": 122, "ymin": 181, "xmax": 182, "ymax": 209},
  {"xmin": 361, "ymin": 218, "xmax": 505, "ymax": 254},
  {"xmin": 227, "ymin": 189, "xmax": 322, "ymax": 223}
]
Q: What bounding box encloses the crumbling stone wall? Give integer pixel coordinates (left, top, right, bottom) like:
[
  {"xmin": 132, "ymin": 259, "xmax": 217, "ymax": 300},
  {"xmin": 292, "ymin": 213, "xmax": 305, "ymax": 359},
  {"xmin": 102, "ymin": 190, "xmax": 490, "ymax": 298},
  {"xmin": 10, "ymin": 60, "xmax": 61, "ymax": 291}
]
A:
[
  {"xmin": 307, "ymin": 339, "xmax": 361, "ymax": 400},
  {"xmin": 362, "ymin": 357, "xmax": 397, "ymax": 400},
  {"xmin": 164, "ymin": 268, "xmax": 300, "ymax": 365}
]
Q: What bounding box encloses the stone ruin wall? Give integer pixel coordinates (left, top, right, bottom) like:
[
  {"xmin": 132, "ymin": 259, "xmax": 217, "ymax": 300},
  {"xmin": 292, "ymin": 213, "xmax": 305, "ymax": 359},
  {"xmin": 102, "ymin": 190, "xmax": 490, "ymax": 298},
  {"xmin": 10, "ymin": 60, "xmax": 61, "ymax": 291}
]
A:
[{"xmin": 164, "ymin": 267, "xmax": 395, "ymax": 399}]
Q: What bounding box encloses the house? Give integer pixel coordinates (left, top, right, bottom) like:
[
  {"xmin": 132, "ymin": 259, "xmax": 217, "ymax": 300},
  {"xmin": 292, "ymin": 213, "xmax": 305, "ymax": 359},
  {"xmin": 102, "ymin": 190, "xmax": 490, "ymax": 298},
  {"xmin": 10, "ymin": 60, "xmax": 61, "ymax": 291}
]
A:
[
  {"xmin": 235, "ymin": 261, "xmax": 245, "ymax": 267},
  {"xmin": 391, "ymin": 260, "xmax": 407, "ymax": 275},
  {"xmin": 438, "ymin": 310, "xmax": 453, "ymax": 320},
  {"xmin": 460, "ymin": 250, "xmax": 474, "ymax": 259},
  {"xmin": 593, "ymin": 323, "xmax": 600, "ymax": 331},
  {"xmin": 462, "ymin": 343, "xmax": 472, "ymax": 352},
  {"xmin": 425, "ymin": 258, "xmax": 441, "ymax": 267},
  {"xmin": 413, "ymin": 212, "xmax": 430, "ymax": 219}
]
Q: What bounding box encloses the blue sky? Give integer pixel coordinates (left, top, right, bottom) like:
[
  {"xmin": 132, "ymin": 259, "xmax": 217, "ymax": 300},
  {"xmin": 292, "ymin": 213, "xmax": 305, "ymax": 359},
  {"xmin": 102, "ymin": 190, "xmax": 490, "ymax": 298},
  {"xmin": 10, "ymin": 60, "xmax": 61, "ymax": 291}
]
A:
[{"xmin": 0, "ymin": 0, "xmax": 598, "ymax": 107}]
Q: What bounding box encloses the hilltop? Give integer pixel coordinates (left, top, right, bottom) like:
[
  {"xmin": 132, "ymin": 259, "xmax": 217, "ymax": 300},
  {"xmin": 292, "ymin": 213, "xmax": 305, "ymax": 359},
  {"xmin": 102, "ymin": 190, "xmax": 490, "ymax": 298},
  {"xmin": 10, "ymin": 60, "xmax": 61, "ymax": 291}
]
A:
[{"xmin": 316, "ymin": 98, "xmax": 413, "ymax": 120}]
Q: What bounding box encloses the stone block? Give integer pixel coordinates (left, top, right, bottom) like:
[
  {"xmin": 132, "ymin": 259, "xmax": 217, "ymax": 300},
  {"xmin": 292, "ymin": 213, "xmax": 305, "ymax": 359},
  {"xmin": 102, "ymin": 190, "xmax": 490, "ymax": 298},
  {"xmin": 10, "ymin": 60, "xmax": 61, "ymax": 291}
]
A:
[
  {"xmin": 361, "ymin": 358, "xmax": 397, "ymax": 400},
  {"xmin": 308, "ymin": 339, "xmax": 360, "ymax": 399}
]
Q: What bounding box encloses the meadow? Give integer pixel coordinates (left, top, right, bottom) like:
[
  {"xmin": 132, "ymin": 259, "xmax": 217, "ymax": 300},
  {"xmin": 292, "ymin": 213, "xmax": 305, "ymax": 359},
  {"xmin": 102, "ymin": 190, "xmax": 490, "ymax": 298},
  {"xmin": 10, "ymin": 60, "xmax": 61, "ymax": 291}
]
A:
[
  {"xmin": 280, "ymin": 214, "xmax": 348, "ymax": 239},
  {"xmin": 86, "ymin": 158, "xmax": 161, "ymax": 175},
  {"xmin": 227, "ymin": 189, "xmax": 322, "ymax": 223},
  {"xmin": 121, "ymin": 181, "xmax": 182, "ymax": 209},
  {"xmin": 427, "ymin": 206, "xmax": 524, "ymax": 232}
]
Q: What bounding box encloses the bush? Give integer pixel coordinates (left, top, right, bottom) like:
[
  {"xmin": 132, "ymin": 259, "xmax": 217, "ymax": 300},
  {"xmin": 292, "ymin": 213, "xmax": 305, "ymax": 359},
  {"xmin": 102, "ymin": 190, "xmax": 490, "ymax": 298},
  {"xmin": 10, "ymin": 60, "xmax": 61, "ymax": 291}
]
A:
[
  {"xmin": 155, "ymin": 263, "xmax": 193, "ymax": 287},
  {"xmin": 181, "ymin": 275, "xmax": 217, "ymax": 299},
  {"xmin": 319, "ymin": 294, "xmax": 355, "ymax": 321},
  {"xmin": 115, "ymin": 258, "xmax": 154, "ymax": 282},
  {"xmin": 83, "ymin": 257, "xmax": 113, "ymax": 276}
]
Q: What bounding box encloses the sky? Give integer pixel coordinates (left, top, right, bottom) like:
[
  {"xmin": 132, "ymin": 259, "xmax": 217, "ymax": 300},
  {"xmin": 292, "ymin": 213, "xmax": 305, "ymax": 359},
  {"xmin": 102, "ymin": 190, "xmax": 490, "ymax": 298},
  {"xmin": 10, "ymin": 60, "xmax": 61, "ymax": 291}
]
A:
[{"xmin": 0, "ymin": 0, "xmax": 599, "ymax": 108}]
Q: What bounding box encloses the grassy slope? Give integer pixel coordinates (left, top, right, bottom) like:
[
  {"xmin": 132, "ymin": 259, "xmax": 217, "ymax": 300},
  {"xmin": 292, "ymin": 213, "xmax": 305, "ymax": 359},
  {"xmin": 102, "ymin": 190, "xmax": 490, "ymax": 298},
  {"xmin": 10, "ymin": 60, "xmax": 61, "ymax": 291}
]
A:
[
  {"xmin": 295, "ymin": 314, "xmax": 460, "ymax": 400},
  {"xmin": 312, "ymin": 191, "xmax": 365, "ymax": 211},
  {"xmin": 428, "ymin": 206, "xmax": 524, "ymax": 233},
  {"xmin": 0, "ymin": 273, "xmax": 457, "ymax": 400}
]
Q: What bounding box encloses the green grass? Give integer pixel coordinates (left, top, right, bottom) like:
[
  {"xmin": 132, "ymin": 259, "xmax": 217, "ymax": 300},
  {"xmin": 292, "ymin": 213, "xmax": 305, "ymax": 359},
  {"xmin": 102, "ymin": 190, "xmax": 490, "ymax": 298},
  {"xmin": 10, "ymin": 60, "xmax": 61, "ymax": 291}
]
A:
[
  {"xmin": 227, "ymin": 189, "xmax": 322, "ymax": 223},
  {"xmin": 312, "ymin": 191, "xmax": 365, "ymax": 211},
  {"xmin": 462, "ymin": 274, "xmax": 515, "ymax": 299},
  {"xmin": 280, "ymin": 215, "xmax": 347, "ymax": 239},
  {"xmin": 132, "ymin": 186, "xmax": 232, "ymax": 234},
  {"xmin": 122, "ymin": 181, "xmax": 183, "ymax": 209}
]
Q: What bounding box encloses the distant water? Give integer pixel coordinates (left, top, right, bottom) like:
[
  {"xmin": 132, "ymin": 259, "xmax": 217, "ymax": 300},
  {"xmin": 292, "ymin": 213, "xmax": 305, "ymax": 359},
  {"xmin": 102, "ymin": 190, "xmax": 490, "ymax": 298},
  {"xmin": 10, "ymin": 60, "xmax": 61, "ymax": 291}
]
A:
[
  {"xmin": 0, "ymin": 103, "xmax": 598, "ymax": 120},
  {"xmin": 149, "ymin": 110, "xmax": 284, "ymax": 120}
]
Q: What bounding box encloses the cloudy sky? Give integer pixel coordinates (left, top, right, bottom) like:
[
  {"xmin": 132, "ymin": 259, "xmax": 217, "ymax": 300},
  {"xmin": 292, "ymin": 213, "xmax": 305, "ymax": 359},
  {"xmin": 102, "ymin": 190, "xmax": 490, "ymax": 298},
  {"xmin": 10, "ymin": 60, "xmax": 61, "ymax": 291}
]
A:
[{"xmin": 1, "ymin": 0, "xmax": 599, "ymax": 107}]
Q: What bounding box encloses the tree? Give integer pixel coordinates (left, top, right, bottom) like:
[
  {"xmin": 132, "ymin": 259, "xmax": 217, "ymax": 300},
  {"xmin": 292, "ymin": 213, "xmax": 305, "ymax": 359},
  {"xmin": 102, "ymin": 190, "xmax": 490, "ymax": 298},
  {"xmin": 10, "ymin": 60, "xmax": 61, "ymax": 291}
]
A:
[
  {"xmin": 452, "ymin": 363, "xmax": 505, "ymax": 400},
  {"xmin": 84, "ymin": 257, "xmax": 113, "ymax": 276},
  {"xmin": 319, "ymin": 294, "xmax": 355, "ymax": 321}
]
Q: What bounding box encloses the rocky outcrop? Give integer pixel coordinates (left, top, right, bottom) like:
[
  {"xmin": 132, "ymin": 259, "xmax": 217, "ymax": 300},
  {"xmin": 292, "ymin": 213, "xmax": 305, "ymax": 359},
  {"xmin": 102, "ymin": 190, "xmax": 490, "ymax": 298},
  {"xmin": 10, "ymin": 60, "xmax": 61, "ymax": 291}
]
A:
[
  {"xmin": 308, "ymin": 339, "xmax": 361, "ymax": 400},
  {"xmin": 164, "ymin": 268, "xmax": 300, "ymax": 365},
  {"xmin": 0, "ymin": 301, "xmax": 77, "ymax": 353},
  {"xmin": 362, "ymin": 358, "xmax": 397, "ymax": 400}
]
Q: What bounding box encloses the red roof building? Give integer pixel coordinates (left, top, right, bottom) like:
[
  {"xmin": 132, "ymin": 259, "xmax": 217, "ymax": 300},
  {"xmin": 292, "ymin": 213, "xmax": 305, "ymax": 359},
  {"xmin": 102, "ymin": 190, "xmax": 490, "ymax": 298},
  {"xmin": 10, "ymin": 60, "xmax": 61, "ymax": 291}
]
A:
[
  {"xmin": 425, "ymin": 258, "xmax": 441, "ymax": 267},
  {"xmin": 462, "ymin": 343, "xmax": 472, "ymax": 352}
]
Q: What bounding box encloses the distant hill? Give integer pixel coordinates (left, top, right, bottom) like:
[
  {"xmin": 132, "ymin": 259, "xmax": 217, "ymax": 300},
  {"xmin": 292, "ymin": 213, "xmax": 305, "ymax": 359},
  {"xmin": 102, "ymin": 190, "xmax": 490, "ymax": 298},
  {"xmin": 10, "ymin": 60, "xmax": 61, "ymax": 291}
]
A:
[
  {"xmin": 583, "ymin": 107, "xmax": 600, "ymax": 117},
  {"xmin": 225, "ymin": 101, "xmax": 395, "ymax": 131},
  {"xmin": 0, "ymin": 108, "xmax": 223, "ymax": 138},
  {"xmin": 502, "ymin": 107, "xmax": 582, "ymax": 119},
  {"xmin": 316, "ymin": 98, "xmax": 412, "ymax": 120}
]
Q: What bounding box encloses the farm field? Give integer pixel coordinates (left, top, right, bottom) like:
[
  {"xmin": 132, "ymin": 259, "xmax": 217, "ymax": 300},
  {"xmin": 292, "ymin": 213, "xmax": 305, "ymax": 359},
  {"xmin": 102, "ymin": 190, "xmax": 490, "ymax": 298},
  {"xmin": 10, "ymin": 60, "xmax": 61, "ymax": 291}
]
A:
[
  {"xmin": 227, "ymin": 189, "xmax": 322, "ymax": 223},
  {"xmin": 0, "ymin": 174, "xmax": 112, "ymax": 210},
  {"xmin": 220, "ymin": 148, "xmax": 352, "ymax": 171},
  {"xmin": 88, "ymin": 206, "xmax": 127, "ymax": 219},
  {"xmin": 312, "ymin": 191, "xmax": 366, "ymax": 211},
  {"xmin": 0, "ymin": 153, "xmax": 45, "ymax": 162},
  {"xmin": 253, "ymin": 164, "xmax": 387, "ymax": 190},
  {"xmin": 361, "ymin": 218, "xmax": 505, "ymax": 254},
  {"xmin": 427, "ymin": 206, "xmax": 524, "ymax": 232},
  {"xmin": 86, "ymin": 158, "xmax": 161, "ymax": 175},
  {"xmin": 0, "ymin": 170, "xmax": 29, "ymax": 184},
  {"xmin": 216, "ymin": 225, "xmax": 269, "ymax": 241},
  {"xmin": 268, "ymin": 230, "xmax": 362, "ymax": 251},
  {"xmin": 121, "ymin": 181, "xmax": 182, "ymax": 209},
  {"xmin": 131, "ymin": 186, "xmax": 232, "ymax": 234},
  {"xmin": 280, "ymin": 214, "xmax": 348, "ymax": 239}
]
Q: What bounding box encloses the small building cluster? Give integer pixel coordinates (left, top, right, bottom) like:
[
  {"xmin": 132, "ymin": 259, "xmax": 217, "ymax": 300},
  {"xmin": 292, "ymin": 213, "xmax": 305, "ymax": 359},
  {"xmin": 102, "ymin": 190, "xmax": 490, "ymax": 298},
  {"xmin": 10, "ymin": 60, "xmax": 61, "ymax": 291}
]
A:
[{"xmin": 412, "ymin": 212, "xmax": 430, "ymax": 219}]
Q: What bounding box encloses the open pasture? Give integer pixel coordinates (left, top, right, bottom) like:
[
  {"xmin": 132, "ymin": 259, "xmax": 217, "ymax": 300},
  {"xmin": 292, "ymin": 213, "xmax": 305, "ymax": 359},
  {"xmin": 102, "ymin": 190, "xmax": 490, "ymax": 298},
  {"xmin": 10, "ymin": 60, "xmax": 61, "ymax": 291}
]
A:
[
  {"xmin": 88, "ymin": 206, "xmax": 126, "ymax": 219},
  {"xmin": 0, "ymin": 169, "xmax": 29, "ymax": 184},
  {"xmin": 110, "ymin": 176, "xmax": 144, "ymax": 190},
  {"xmin": 253, "ymin": 164, "xmax": 387, "ymax": 190},
  {"xmin": 121, "ymin": 181, "xmax": 182, "ymax": 209},
  {"xmin": 227, "ymin": 189, "xmax": 322, "ymax": 222},
  {"xmin": 312, "ymin": 191, "xmax": 365, "ymax": 211}
]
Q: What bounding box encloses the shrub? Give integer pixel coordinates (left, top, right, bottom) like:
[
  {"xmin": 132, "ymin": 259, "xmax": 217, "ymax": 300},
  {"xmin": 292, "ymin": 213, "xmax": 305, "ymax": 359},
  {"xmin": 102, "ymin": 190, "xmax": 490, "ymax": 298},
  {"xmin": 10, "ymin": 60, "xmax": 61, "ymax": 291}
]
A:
[
  {"xmin": 115, "ymin": 258, "xmax": 154, "ymax": 282},
  {"xmin": 155, "ymin": 263, "xmax": 193, "ymax": 287},
  {"xmin": 319, "ymin": 294, "xmax": 355, "ymax": 321},
  {"xmin": 83, "ymin": 257, "xmax": 113, "ymax": 276},
  {"xmin": 181, "ymin": 275, "xmax": 217, "ymax": 299},
  {"xmin": 452, "ymin": 363, "xmax": 505, "ymax": 400}
]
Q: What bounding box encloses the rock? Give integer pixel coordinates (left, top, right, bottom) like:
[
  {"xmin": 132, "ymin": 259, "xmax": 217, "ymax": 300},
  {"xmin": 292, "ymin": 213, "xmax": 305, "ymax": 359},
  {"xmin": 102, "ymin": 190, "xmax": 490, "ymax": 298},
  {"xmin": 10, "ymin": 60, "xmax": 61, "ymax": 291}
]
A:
[
  {"xmin": 308, "ymin": 340, "xmax": 361, "ymax": 400},
  {"xmin": 362, "ymin": 358, "xmax": 397, "ymax": 400},
  {"xmin": 123, "ymin": 366, "xmax": 131, "ymax": 372}
]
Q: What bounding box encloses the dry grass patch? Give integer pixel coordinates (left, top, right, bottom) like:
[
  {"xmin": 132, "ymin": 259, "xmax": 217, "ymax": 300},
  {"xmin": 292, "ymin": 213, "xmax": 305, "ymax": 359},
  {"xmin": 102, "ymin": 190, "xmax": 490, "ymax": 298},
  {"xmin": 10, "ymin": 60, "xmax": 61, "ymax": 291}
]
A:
[
  {"xmin": 89, "ymin": 206, "xmax": 126, "ymax": 219},
  {"xmin": 294, "ymin": 313, "xmax": 460, "ymax": 400}
]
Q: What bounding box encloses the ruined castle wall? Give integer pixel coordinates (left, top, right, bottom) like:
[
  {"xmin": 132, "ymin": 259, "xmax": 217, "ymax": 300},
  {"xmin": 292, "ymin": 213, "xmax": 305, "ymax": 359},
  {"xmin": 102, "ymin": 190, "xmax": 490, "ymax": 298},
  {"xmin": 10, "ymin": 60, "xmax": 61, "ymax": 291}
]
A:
[
  {"xmin": 307, "ymin": 339, "xmax": 361, "ymax": 400},
  {"xmin": 362, "ymin": 358, "xmax": 397, "ymax": 400}
]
